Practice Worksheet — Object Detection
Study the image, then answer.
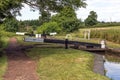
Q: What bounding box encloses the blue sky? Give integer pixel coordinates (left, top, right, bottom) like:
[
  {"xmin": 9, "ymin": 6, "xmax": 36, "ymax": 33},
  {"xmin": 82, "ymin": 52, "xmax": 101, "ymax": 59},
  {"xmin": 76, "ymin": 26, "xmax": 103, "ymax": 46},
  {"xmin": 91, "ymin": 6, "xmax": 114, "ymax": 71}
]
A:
[{"xmin": 16, "ymin": 0, "xmax": 120, "ymax": 22}]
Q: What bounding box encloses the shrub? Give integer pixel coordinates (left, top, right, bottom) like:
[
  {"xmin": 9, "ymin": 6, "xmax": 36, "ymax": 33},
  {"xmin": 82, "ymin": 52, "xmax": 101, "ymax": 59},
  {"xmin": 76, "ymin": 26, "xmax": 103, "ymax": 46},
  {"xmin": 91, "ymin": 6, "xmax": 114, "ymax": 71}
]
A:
[{"xmin": 37, "ymin": 22, "xmax": 61, "ymax": 34}]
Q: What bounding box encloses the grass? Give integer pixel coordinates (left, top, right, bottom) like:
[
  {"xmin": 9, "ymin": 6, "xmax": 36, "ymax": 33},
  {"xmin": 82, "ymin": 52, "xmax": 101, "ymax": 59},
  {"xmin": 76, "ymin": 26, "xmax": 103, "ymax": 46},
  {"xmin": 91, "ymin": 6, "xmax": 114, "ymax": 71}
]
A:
[
  {"xmin": 70, "ymin": 26, "xmax": 120, "ymax": 47},
  {"xmin": 72, "ymin": 26, "xmax": 120, "ymax": 38},
  {"xmin": 90, "ymin": 29, "xmax": 120, "ymax": 44},
  {"xmin": 0, "ymin": 36, "xmax": 10, "ymax": 80},
  {"xmin": 0, "ymin": 36, "xmax": 8, "ymax": 80},
  {"xmin": 0, "ymin": 55, "xmax": 7, "ymax": 80},
  {"xmin": 0, "ymin": 37, "xmax": 9, "ymax": 49},
  {"xmin": 26, "ymin": 44, "xmax": 109, "ymax": 80}
]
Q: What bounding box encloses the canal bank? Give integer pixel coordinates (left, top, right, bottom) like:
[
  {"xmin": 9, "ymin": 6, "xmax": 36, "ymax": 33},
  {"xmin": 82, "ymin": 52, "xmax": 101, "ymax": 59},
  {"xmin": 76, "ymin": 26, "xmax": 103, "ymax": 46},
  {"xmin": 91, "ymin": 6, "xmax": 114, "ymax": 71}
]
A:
[
  {"xmin": 93, "ymin": 53, "xmax": 105, "ymax": 75},
  {"xmin": 93, "ymin": 49, "xmax": 120, "ymax": 80}
]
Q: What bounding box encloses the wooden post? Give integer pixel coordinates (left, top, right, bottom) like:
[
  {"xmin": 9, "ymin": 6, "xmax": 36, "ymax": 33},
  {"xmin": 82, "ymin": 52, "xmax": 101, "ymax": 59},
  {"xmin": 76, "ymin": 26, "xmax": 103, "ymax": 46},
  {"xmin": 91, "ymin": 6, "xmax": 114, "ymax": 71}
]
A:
[
  {"xmin": 65, "ymin": 39, "xmax": 68, "ymax": 49},
  {"xmin": 88, "ymin": 30, "xmax": 91, "ymax": 40},
  {"xmin": 84, "ymin": 31, "xmax": 87, "ymax": 39}
]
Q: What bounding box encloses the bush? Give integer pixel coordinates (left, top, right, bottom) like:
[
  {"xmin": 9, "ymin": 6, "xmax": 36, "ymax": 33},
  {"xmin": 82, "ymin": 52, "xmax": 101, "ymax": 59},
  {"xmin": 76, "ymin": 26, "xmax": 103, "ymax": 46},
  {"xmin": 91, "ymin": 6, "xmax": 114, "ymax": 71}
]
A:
[
  {"xmin": 37, "ymin": 22, "xmax": 61, "ymax": 34},
  {"xmin": 3, "ymin": 18, "xmax": 19, "ymax": 32},
  {"xmin": 61, "ymin": 19, "xmax": 81, "ymax": 33},
  {"xmin": 0, "ymin": 25, "xmax": 15, "ymax": 49}
]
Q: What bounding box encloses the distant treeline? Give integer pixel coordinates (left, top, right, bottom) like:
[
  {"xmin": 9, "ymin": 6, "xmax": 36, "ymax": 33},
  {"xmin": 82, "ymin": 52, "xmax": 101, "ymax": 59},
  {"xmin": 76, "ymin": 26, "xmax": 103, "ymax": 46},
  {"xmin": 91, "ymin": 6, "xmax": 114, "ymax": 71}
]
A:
[
  {"xmin": 1, "ymin": 17, "xmax": 120, "ymax": 33},
  {"xmin": 1, "ymin": 18, "xmax": 41, "ymax": 32},
  {"xmin": 93, "ymin": 22, "xmax": 120, "ymax": 27}
]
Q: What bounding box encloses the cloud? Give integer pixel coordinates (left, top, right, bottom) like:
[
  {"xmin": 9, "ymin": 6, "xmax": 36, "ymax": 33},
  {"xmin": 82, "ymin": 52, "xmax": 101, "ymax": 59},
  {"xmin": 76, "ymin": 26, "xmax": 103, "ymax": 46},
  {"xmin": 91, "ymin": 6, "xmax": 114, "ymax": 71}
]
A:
[
  {"xmin": 76, "ymin": 0, "xmax": 120, "ymax": 22},
  {"xmin": 16, "ymin": 1, "xmax": 120, "ymax": 22},
  {"xmin": 16, "ymin": 4, "xmax": 40, "ymax": 21}
]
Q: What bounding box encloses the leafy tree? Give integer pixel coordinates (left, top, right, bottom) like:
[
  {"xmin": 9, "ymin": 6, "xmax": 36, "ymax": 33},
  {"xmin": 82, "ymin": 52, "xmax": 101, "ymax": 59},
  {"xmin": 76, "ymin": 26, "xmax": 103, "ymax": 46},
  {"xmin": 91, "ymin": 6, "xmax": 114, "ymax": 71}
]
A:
[
  {"xmin": 37, "ymin": 22, "xmax": 61, "ymax": 34},
  {"xmin": 61, "ymin": 19, "xmax": 81, "ymax": 33},
  {"xmin": 39, "ymin": 11, "xmax": 51, "ymax": 24},
  {"xmin": 85, "ymin": 11, "xmax": 98, "ymax": 26},
  {"xmin": 17, "ymin": 19, "xmax": 42, "ymax": 31},
  {"xmin": 0, "ymin": 0, "xmax": 23, "ymax": 23},
  {"xmin": 51, "ymin": 6, "xmax": 77, "ymax": 22},
  {"xmin": 0, "ymin": 0, "xmax": 87, "ymax": 23},
  {"xmin": 51, "ymin": 6, "xmax": 82, "ymax": 33},
  {"xmin": 3, "ymin": 18, "xmax": 19, "ymax": 32}
]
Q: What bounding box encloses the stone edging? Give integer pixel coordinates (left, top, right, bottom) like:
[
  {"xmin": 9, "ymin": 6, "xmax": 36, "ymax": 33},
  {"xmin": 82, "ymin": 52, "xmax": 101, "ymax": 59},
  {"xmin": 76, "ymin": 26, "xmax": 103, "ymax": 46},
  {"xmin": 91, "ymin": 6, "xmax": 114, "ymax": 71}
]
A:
[{"xmin": 93, "ymin": 53, "xmax": 105, "ymax": 75}]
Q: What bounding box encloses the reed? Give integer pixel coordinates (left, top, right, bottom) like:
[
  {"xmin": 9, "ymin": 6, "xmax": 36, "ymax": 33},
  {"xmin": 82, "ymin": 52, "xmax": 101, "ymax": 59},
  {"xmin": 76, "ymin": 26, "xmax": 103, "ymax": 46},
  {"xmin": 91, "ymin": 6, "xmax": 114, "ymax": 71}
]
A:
[{"xmin": 90, "ymin": 29, "xmax": 120, "ymax": 44}]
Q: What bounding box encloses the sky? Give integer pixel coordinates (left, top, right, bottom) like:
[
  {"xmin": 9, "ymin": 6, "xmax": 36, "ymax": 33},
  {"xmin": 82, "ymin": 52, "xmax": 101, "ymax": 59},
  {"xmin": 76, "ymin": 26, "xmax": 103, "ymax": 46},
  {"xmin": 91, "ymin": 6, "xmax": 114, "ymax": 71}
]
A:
[{"xmin": 16, "ymin": 0, "xmax": 120, "ymax": 22}]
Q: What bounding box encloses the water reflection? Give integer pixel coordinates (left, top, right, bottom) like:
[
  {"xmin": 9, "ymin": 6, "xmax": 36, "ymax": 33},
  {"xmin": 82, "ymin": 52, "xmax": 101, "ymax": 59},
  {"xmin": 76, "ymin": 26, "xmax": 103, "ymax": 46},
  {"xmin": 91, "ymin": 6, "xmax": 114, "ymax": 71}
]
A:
[{"xmin": 104, "ymin": 61, "xmax": 120, "ymax": 80}]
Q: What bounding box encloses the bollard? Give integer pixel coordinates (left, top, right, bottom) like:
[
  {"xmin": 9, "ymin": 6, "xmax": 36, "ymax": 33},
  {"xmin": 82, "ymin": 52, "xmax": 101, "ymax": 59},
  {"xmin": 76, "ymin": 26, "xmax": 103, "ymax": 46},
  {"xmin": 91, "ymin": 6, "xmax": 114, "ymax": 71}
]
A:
[
  {"xmin": 101, "ymin": 40, "xmax": 106, "ymax": 49},
  {"xmin": 65, "ymin": 39, "xmax": 68, "ymax": 49}
]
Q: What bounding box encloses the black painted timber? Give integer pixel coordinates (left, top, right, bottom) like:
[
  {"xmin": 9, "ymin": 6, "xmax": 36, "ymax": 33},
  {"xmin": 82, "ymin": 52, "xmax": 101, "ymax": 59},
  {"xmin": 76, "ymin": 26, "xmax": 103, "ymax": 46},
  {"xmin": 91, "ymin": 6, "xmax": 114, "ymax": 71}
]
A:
[
  {"xmin": 44, "ymin": 39, "xmax": 65, "ymax": 44},
  {"xmin": 44, "ymin": 39, "xmax": 101, "ymax": 48}
]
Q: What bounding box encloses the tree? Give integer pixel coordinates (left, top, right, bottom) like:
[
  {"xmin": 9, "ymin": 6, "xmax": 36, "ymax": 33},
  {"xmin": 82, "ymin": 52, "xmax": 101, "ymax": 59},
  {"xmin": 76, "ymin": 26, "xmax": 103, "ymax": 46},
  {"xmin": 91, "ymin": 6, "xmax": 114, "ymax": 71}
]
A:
[
  {"xmin": 0, "ymin": 0, "xmax": 23, "ymax": 23},
  {"xmin": 0, "ymin": 0, "xmax": 87, "ymax": 23},
  {"xmin": 3, "ymin": 18, "xmax": 19, "ymax": 32},
  {"xmin": 85, "ymin": 11, "xmax": 98, "ymax": 26},
  {"xmin": 39, "ymin": 11, "xmax": 51, "ymax": 24},
  {"xmin": 51, "ymin": 6, "xmax": 82, "ymax": 33},
  {"xmin": 61, "ymin": 19, "xmax": 81, "ymax": 33},
  {"xmin": 37, "ymin": 22, "xmax": 61, "ymax": 34}
]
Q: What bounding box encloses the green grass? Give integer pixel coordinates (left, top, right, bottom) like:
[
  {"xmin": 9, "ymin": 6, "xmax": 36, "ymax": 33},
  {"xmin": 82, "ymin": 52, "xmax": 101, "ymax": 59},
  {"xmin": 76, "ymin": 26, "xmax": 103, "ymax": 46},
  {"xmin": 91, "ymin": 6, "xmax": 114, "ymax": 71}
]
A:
[
  {"xmin": 27, "ymin": 44, "xmax": 109, "ymax": 80},
  {"xmin": 0, "ymin": 37, "xmax": 9, "ymax": 49},
  {"xmin": 0, "ymin": 36, "xmax": 9, "ymax": 80},
  {"xmin": 0, "ymin": 36, "xmax": 10, "ymax": 80},
  {"xmin": 72, "ymin": 26, "xmax": 120, "ymax": 38},
  {"xmin": 0, "ymin": 55, "xmax": 7, "ymax": 80}
]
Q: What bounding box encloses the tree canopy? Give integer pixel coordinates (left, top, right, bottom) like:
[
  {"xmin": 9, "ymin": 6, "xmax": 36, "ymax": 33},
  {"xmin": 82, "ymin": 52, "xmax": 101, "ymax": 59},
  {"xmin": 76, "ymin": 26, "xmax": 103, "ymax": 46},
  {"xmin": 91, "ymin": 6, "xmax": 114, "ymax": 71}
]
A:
[
  {"xmin": 85, "ymin": 11, "xmax": 98, "ymax": 26},
  {"xmin": 0, "ymin": 0, "xmax": 87, "ymax": 23},
  {"xmin": 37, "ymin": 6, "xmax": 83, "ymax": 33}
]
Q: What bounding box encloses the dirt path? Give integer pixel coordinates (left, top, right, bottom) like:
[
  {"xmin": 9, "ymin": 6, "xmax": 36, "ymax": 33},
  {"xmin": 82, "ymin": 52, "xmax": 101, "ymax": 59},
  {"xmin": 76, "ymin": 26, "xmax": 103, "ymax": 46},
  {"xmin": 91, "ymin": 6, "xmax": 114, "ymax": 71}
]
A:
[{"xmin": 3, "ymin": 37, "xmax": 39, "ymax": 80}]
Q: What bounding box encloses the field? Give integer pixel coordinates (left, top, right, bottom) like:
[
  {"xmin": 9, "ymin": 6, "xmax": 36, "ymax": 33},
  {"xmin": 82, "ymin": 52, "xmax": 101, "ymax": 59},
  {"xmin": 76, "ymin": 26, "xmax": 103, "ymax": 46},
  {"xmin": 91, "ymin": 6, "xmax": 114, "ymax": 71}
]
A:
[
  {"xmin": 0, "ymin": 26, "xmax": 120, "ymax": 80},
  {"xmin": 26, "ymin": 44, "xmax": 109, "ymax": 80},
  {"xmin": 90, "ymin": 26, "xmax": 120, "ymax": 44},
  {"xmin": 72, "ymin": 26, "xmax": 120, "ymax": 37},
  {"xmin": 13, "ymin": 36, "xmax": 109, "ymax": 80},
  {"xmin": 59, "ymin": 26, "xmax": 120, "ymax": 48}
]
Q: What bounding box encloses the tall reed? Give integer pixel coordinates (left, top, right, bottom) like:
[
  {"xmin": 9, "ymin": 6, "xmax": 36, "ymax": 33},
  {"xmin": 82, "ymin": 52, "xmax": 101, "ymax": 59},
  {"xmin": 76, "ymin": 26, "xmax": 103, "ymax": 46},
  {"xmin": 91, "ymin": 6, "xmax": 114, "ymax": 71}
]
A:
[{"xmin": 90, "ymin": 29, "xmax": 120, "ymax": 44}]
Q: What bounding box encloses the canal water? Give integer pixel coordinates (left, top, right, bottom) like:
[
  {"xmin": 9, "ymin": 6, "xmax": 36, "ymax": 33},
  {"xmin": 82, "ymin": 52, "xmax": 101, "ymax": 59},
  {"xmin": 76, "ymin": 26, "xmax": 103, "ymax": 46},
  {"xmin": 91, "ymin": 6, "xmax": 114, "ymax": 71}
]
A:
[{"xmin": 104, "ymin": 60, "xmax": 120, "ymax": 80}]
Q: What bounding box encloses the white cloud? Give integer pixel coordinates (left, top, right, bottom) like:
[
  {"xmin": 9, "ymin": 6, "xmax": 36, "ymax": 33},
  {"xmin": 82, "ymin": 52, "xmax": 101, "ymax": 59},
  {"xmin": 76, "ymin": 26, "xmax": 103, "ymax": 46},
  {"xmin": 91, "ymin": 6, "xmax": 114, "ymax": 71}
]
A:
[
  {"xmin": 16, "ymin": 1, "xmax": 120, "ymax": 22},
  {"xmin": 76, "ymin": 0, "xmax": 120, "ymax": 22},
  {"xmin": 16, "ymin": 4, "xmax": 40, "ymax": 21}
]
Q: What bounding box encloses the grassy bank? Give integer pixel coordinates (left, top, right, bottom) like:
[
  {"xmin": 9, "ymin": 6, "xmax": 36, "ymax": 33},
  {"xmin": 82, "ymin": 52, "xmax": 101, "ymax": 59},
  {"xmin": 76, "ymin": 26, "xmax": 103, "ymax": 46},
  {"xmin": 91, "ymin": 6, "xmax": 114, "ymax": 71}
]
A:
[
  {"xmin": 26, "ymin": 44, "xmax": 109, "ymax": 80},
  {"xmin": 0, "ymin": 37, "xmax": 9, "ymax": 80},
  {"xmin": 91, "ymin": 29, "xmax": 120, "ymax": 44},
  {"xmin": 0, "ymin": 56, "xmax": 7, "ymax": 80},
  {"xmin": 0, "ymin": 31, "xmax": 15, "ymax": 80}
]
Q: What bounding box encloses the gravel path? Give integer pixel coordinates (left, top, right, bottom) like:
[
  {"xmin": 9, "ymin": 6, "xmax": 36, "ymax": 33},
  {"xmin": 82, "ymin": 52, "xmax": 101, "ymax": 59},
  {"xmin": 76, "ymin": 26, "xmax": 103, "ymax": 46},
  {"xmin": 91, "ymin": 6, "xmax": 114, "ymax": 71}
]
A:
[{"xmin": 3, "ymin": 38, "xmax": 39, "ymax": 80}]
